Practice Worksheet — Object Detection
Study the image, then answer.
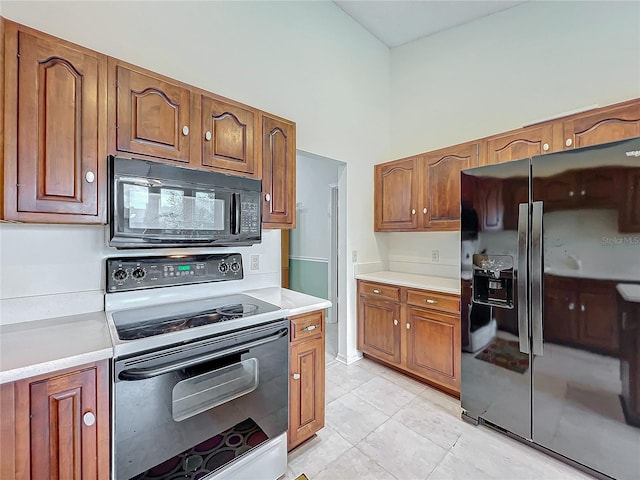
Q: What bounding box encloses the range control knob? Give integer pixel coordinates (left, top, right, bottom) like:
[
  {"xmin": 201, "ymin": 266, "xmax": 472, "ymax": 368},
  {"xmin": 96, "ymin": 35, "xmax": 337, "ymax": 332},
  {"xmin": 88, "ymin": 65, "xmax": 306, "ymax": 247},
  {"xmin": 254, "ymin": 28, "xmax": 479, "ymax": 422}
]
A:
[
  {"xmin": 218, "ymin": 263, "xmax": 229, "ymax": 274},
  {"xmin": 230, "ymin": 262, "xmax": 241, "ymax": 273},
  {"xmin": 131, "ymin": 267, "xmax": 146, "ymax": 280},
  {"xmin": 112, "ymin": 268, "xmax": 128, "ymax": 281}
]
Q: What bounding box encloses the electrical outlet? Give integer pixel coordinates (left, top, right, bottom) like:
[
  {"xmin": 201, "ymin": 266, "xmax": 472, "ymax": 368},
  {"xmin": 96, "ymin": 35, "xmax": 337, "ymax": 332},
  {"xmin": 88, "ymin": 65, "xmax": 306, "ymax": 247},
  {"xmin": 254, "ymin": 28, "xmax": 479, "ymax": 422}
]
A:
[
  {"xmin": 432, "ymin": 250, "xmax": 440, "ymax": 262},
  {"xmin": 351, "ymin": 250, "xmax": 358, "ymax": 262},
  {"xmin": 250, "ymin": 254, "xmax": 260, "ymax": 271}
]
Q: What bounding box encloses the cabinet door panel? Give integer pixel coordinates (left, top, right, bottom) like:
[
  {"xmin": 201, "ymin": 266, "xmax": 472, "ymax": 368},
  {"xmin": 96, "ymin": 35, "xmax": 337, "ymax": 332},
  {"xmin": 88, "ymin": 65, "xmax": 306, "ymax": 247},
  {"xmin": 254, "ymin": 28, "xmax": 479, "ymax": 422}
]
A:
[
  {"xmin": 406, "ymin": 308, "xmax": 460, "ymax": 389},
  {"xmin": 563, "ymin": 100, "xmax": 640, "ymax": 149},
  {"xmin": 544, "ymin": 276, "xmax": 578, "ymax": 344},
  {"xmin": 357, "ymin": 296, "xmax": 401, "ymax": 364},
  {"xmin": 5, "ymin": 25, "xmax": 106, "ymax": 222},
  {"xmin": 475, "ymin": 178, "xmax": 503, "ymax": 231},
  {"xmin": 421, "ymin": 142, "xmax": 478, "ymax": 230},
  {"xmin": 579, "ymin": 169, "xmax": 618, "ymax": 208},
  {"xmin": 483, "ymin": 124, "xmax": 554, "ymax": 165},
  {"xmin": 619, "ymin": 169, "xmax": 640, "ymax": 233},
  {"xmin": 262, "ymin": 114, "xmax": 296, "ymax": 227},
  {"xmin": 201, "ymin": 96, "xmax": 258, "ymax": 177},
  {"xmin": 374, "ymin": 158, "xmax": 418, "ymax": 231},
  {"xmin": 579, "ymin": 284, "xmax": 618, "ymax": 354},
  {"xmin": 538, "ymin": 173, "xmax": 578, "ymax": 211},
  {"xmin": 30, "ymin": 367, "xmax": 98, "ymax": 480},
  {"xmin": 288, "ymin": 337, "xmax": 324, "ymax": 450},
  {"xmin": 115, "ymin": 64, "xmax": 191, "ymax": 163}
]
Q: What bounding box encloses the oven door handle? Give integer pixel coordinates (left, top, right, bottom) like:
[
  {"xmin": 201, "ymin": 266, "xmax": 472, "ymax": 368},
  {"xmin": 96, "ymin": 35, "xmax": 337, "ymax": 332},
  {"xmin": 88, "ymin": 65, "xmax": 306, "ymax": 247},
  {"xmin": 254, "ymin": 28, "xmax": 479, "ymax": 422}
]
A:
[{"xmin": 118, "ymin": 328, "xmax": 288, "ymax": 381}]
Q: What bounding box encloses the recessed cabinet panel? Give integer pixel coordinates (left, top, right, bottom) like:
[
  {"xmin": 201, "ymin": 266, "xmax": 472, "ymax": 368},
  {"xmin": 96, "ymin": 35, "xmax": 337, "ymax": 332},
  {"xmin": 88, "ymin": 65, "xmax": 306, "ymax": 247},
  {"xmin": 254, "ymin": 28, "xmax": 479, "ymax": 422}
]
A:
[
  {"xmin": 357, "ymin": 295, "xmax": 401, "ymax": 364},
  {"xmin": 374, "ymin": 158, "xmax": 418, "ymax": 231},
  {"xmin": 5, "ymin": 23, "xmax": 106, "ymax": 222},
  {"xmin": 201, "ymin": 96, "xmax": 258, "ymax": 176},
  {"xmin": 115, "ymin": 64, "xmax": 191, "ymax": 163}
]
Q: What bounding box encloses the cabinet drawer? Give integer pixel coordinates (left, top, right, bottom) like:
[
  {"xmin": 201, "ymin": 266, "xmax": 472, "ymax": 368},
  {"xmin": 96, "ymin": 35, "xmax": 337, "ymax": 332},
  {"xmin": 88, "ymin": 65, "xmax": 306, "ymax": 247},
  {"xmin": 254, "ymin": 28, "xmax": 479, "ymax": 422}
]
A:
[
  {"xmin": 290, "ymin": 311, "xmax": 324, "ymax": 343},
  {"xmin": 406, "ymin": 289, "xmax": 460, "ymax": 314},
  {"xmin": 358, "ymin": 281, "xmax": 400, "ymax": 301}
]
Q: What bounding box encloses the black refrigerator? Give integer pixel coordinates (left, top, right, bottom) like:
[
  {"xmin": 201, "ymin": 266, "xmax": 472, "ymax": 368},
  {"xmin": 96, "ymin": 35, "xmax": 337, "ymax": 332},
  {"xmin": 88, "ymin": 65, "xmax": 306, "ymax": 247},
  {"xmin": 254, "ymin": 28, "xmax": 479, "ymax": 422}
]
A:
[{"xmin": 460, "ymin": 137, "xmax": 640, "ymax": 480}]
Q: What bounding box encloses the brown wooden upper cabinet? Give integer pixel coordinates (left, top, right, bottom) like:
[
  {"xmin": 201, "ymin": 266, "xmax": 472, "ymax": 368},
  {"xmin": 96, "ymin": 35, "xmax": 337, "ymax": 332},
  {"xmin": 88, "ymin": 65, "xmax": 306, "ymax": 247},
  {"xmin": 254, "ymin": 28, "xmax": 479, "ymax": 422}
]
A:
[
  {"xmin": 111, "ymin": 60, "xmax": 193, "ymax": 164},
  {"xmin": 3, "ymin": 20, "xmax": 107, "ymax": 224},
  {"xmin": 620, "ymin": 169, "xmax": 640, "ymax": 233},
  {"xmin": 481, "ymin": 123, "xmax": 555, "ymax": 165},
  {"xmin": 421, "ymin": 142, "xmax": 479, "ymax": 230},
  {"xmin": 200, "ymin": 95, "xmax": 259, "ymax": 177},
  {"xmin": 374, "ymin": 157, "xmax": 419, "ymax": 231},
  {"xmin": 562, "ymin": 99, "xmax": 640, "ymax": 150},
  {"xmin": 261, "ymin": 113, "xmax": 296, "ymax": 228}
]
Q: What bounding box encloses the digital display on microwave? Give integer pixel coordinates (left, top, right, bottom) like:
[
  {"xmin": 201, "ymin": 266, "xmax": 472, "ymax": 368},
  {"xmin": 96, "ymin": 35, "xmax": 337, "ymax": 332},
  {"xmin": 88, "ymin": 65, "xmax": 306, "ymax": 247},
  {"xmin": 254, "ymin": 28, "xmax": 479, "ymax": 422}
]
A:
[{"xmin": 178, "ymin": 265, "xmax": 191, "ymax": 271}]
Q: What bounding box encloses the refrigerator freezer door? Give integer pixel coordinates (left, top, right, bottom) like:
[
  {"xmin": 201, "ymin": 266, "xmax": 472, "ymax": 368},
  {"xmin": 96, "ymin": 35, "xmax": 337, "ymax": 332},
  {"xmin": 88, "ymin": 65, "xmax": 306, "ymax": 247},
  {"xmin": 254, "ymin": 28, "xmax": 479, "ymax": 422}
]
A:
[
  {"xmin": 460, "ymin": 158, "xmax": 532, "ymax": 440},
  {"xmin": 531, "ymin": 137, "xmax": 640, "ymax": 480}
]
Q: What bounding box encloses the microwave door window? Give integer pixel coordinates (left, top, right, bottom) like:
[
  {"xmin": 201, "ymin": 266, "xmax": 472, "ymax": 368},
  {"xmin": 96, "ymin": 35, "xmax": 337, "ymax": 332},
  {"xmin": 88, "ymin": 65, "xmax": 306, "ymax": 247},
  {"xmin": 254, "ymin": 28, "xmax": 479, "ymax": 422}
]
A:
[{"xmin": 194, "ymin": 191, "xmax": 225, "ymax": 231}]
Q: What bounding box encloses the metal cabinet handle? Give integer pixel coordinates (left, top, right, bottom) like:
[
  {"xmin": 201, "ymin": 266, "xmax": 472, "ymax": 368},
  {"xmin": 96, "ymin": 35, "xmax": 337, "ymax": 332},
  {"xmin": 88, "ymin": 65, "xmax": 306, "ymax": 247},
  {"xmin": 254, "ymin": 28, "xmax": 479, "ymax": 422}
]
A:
[
  {"xmin": 406, "ymin": 323, "xmax": 411, "ymax": 330},
  {"xmin": 205, "ymin": 131, "xmax": 212, "ymax": 141},
  {"xmin": 565, "ymin": 138, "xmax": 573, "ymax": 147},
  {"xmin": 411, "ymin": 209, "xmax": 416, "ymax": 215},
  {"xmin": 580, "ymin": 304, "xmax": 586, "ymax": 312},
  {"xmin": 393, "ymin": 319, "xmax": 398, "ymax": 326},
  {"xmin": 372, "ymin": 289, "xmax": 381, "ymax": 294},
  {"xmin": 85, "ymin": 171, "xmax": 95, "ymax": 183},
  {"xmin": 542, "ymin": 143, "xmax": 550, "ymax": 151},
  {"xmin": 302, "ymin": 325, "xmax": 319, "ymax": 332},
  {"xmin": 292, "ymin": 373, "xmax": 301, "ymax": 380},
  {"xmin": 182, "ymin": 125, "xmax": 190, "ymax": 136},
  {"xmin": 423, "ymin": 207, "xmax": 428, "ymax": 214},
  {"xmin": 425, "ymin": 299, "xmax": 438, "ymax": 304},
  {"xmin": 568, "ymin": 303, "xmax": 575, "ymax": 311},
  {"xmin": 83, "ymin": 412, "xmax": 95, "ymax": 427}
]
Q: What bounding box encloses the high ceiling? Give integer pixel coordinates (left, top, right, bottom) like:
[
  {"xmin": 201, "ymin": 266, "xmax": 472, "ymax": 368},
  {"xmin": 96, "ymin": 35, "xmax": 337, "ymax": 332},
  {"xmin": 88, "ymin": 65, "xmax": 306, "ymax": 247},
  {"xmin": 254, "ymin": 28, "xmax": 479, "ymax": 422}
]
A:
[{"xmin": 334, "ymin": 1, "xmax": 527, "ymax": 48}]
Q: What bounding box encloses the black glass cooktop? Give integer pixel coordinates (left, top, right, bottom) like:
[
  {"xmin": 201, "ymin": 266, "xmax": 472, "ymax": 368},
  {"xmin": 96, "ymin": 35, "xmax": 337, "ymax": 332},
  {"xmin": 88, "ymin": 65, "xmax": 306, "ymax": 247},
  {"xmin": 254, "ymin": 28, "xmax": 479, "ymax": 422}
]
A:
[{"xmin": 112, "ymin": 294, "xmax": 279, "ymax": 341}]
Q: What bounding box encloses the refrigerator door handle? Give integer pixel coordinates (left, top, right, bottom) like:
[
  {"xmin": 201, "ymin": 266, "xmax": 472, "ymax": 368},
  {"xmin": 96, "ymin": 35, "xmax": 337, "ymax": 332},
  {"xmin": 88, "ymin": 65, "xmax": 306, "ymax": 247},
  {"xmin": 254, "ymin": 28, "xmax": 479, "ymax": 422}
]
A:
[
  {"xmin": 517, "ymin": 203, "xmax": 530, "ymax": 354},
  {"xmin": 531, "ymin": 201, "xmax": 544, "ymax": 356}
]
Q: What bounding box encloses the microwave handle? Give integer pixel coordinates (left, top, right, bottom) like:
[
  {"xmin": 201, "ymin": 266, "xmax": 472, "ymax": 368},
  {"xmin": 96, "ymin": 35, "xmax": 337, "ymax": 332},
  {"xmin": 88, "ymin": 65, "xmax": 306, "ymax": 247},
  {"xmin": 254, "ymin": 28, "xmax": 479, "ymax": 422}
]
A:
[{"xmin": 232, "ymin": 193, "xmax": 241, "ymax": 235}]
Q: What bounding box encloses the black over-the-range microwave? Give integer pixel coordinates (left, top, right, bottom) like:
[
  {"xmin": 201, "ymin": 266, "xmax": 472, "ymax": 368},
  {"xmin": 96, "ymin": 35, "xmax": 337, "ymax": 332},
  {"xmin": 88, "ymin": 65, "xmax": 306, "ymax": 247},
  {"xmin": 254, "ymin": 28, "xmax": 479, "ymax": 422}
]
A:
[{"xmin": 108, "ymin": 156, "xmax": 262, "ymax": 249}]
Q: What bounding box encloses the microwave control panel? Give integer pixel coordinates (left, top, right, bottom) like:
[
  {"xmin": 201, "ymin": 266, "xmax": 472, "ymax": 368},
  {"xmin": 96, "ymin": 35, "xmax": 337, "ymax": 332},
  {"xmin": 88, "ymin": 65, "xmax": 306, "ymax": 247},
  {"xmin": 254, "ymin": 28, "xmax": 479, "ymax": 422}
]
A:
[{"xmin": 106, "ymin": 253, "xmax": 243, "ymax": 292}]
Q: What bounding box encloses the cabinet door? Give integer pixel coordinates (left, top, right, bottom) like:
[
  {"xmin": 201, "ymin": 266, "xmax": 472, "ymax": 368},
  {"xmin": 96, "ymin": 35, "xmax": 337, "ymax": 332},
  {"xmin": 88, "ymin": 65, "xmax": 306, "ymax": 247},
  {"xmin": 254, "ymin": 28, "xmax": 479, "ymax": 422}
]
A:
[
  {"xmin": 261, "ymin": 113, "xmax": 296, "ymax": 228},
  {"xmin": 420, "ymin": 142, "xmax": 478, "ymax": 230},
  {"xmin": 538, "ymin": 172, "xmax": 579, "ymax": 212},
  {"xmin": 357, "ymin": 296, "xmax": 401, "ymax": 364},
  {"xmin": 544, "ymin": 276, "xmax": 578, "ymax": 345},
  {"xmin": 4, "ymin": 22, "xmax": 106, "ymax": 223},
  {"xmin": 28, "ymin": 364, "xmax": 109, "ymax": 480},
  {"xmin": 374, "ymin": 157, "xmax": 419, "ymax": 231},
  {"xmin": 289, "ymin": 336, "xmax": 324, "ymax": 450},
  {"xmin": 406, "ymin": 308, "xmax": 460, "ymax": 391},
  {"xmin": 578, "ymin": 282, "xmax": 618, "ymax": 355},
  {"xmin": 562, "ymin": 99, "xmax": 640, "ymax": 150},
  {"xmin": 577, "ymin": 169, "xmax": 618, "ymax": 209},
  {"xmin": 482, "ymin": 124, "xmax": 554, "ymax": 165},
  {"xmin": 619, "ymin": 169, "xmax": 640, "ymax": 233},
  {"xmin": 201, "ymin": 95, "xmax": 259, "ymax": 177},
  {"xmin": 474, "ymin": 178, "xmax": 503, "ymax": 231},
  {"xmin": 114, "ymin": 62, "xmax": 192, "ymax": 163}
]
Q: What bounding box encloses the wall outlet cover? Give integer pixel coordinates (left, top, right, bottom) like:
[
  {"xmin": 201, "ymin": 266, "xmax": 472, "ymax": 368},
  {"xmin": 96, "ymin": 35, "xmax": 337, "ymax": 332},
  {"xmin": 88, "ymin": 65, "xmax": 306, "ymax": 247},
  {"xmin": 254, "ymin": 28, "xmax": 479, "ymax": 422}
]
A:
[
  {"xmin": 250, "ymin": 254, "xmax": 260, "ymax": 271},
  {"xmin": 431, "ymin": 250, "xmax": 440, "ymax": 262}
]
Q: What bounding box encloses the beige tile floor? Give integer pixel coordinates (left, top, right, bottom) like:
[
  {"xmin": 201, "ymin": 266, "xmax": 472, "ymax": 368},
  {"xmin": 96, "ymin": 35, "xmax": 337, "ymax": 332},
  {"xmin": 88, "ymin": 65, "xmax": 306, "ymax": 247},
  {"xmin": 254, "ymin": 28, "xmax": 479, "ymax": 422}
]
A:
[{"xmin": 285, "ymin": 347, "xmax": 595, "ymax": 480}]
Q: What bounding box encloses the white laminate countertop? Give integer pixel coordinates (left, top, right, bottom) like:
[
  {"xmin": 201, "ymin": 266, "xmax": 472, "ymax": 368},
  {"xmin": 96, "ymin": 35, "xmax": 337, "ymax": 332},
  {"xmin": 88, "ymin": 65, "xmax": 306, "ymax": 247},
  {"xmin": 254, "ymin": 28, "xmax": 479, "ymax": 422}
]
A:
[
  {"xmin": 244, "ymin": 287, "xmax": 332, "ymax": 316},
  {"xmin": 355, "ymin": 271, "xmax": 461, "ymax": 295},
  {"xmin": 0, "ymin": 311, "xmax": 113, "ymax": 385},
  {"xmin": 617, "ymin": 284, "xmax": 640, "ymax": 303}
]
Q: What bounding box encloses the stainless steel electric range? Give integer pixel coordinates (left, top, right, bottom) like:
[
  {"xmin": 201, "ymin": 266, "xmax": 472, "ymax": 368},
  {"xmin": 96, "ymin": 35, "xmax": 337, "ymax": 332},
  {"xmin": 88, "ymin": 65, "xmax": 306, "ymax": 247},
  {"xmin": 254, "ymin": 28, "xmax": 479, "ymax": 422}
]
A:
[{"xmin": 105, "ymin": 253, "xmax": 289, "ymax": 480}]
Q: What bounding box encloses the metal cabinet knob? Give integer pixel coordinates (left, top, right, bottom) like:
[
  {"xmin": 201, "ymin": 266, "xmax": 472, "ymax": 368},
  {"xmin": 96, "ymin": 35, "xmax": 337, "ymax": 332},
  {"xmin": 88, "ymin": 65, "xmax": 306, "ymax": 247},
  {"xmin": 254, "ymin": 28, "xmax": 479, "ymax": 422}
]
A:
[
  {"xmin": 580, "ymin": 304, "xmax": 585, "ymax": 312},
  {"xmin": 569, "ymin": 191, "xmax": 574, "ymax": 197},
  {"xmin": 205, "ymin": 131, "xmax": 212, "ymax": 141},
  {"xmin": 182, "ymin": 125, "xmax": 190, "ymax": 136},
  {"xmin": 373, "ymin": 289, "xmax": 381, "ymax": 294},
  {"xmin": 292, "ymin": 373, "xmax": 301, "ymax": 380},
  {"xmin": 393, "ymin": 319, "xmax": 398, "ymax": 326},
  {"xmin": 85, "ymin": 171, "xmax": 95, "ymax": 183},
  {"xmin": 565, "ymin": 138, "xmax": 573, "ymax": 147},
  {"xmin": 581, "ymin": 190, "xmax": 586, "ymax": 196},
  {"xmin": 265, "ymin": 193, "xmax": 271, "ymax": 202},
  {"xmin": 568, "ymin": 302, "xmax": 575, "ymax": 311},
  {"xmin": 411, "ymin": 209, "xmax": 416, "ymax": 215},
  {"xmin": 83, "ymin": 412, "xmax": 95, "ymax": 427},
  {"xmin": 542, "ymin": 143, "xmax": 550, "ymax": 151},
  {"xmin": 423, "ymin": 207, "xmax": 428, "ymax": 214},
  {"xmin": 406, "ymin": 323, "xmax": 411, "ymax": 330}
]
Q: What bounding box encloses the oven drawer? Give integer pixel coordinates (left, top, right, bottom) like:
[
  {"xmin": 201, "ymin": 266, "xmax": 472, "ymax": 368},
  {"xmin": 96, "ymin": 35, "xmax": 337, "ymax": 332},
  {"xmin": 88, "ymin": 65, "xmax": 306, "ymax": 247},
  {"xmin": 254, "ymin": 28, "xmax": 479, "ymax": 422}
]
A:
[
  {"xmin": 406, "ymin": 289, "xmax": 460, "ymax": 314},
  {"xmin": 290, "ymin": 311, "xmax": 324, "ymax": 342}
]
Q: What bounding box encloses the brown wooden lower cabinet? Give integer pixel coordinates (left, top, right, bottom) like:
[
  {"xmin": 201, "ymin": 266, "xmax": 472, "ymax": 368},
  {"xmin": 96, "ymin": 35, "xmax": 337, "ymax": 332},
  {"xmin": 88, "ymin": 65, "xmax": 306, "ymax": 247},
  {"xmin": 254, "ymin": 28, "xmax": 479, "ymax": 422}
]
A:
[
  {"xmin": 288, "ymin": 310, "xmax": 325, "ymax": 450},
  {"xmin": 0, "ymin": 360, "xmax": 110, "ymax": 480},
  {"xmin": 357, "ymin": 280, "xmax": 461, "ymax": 395}
]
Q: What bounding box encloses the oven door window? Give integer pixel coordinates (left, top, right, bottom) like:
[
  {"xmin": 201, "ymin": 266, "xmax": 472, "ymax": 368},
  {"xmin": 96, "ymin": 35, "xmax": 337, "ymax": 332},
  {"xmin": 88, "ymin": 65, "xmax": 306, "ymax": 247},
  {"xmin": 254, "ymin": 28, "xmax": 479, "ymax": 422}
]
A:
[{"xmin": 119, "ymin": 180, "xmax": 228, "ymax": 239}]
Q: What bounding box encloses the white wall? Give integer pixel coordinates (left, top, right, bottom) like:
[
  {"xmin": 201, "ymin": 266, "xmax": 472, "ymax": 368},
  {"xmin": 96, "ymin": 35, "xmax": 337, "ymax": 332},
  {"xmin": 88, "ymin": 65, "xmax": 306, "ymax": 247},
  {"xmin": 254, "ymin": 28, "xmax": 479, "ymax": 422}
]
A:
[
  {"xmin": 385, "ymin": 0, "xmax": 640, "ymax": 277},
  {"xmin": 0, "ymin": 1, "xmax": 389, "ymax": 356},
  {"xmin": 291, "ymin": 153, "xmax": 341, "ymax": 261}
]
